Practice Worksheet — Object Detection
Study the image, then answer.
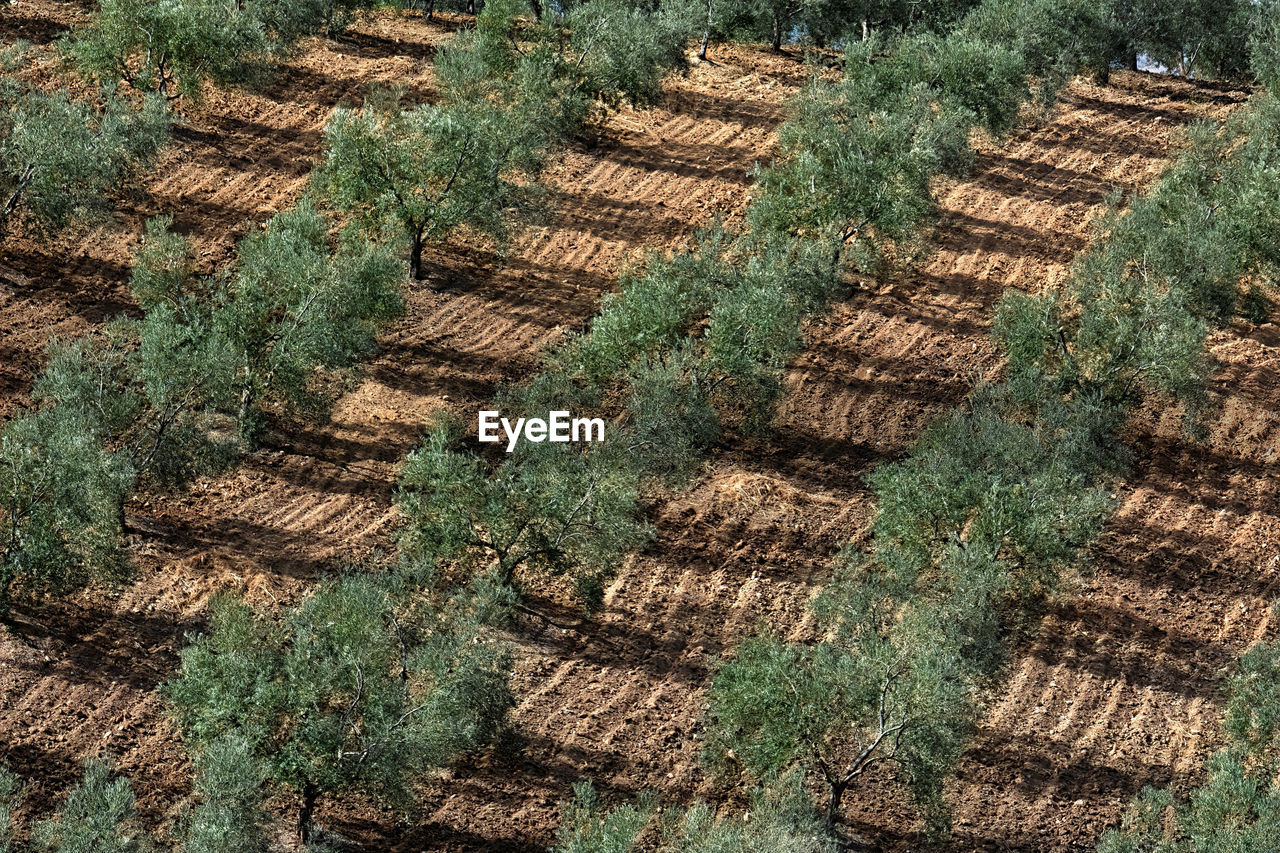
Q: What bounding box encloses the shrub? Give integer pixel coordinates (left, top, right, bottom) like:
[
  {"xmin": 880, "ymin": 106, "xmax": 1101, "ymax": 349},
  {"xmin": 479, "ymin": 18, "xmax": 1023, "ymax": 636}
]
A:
[
  {"xmin": 563, "ymin": 0, "xmax": 695, "ymax": 107},
  {"xmin": 1224, "ymin": 642, "xmax": 1280, "ymax": 768},
  {"xmin": 0, "ymin": 766, "xmax": 18, "ymax": 853},
  {"xmin": 69, "ymin": 0, "xmax": 272, "ymax": 100},
  {"xmin": 567, "ymin": 229, "xmax": 738, "ymax": 384},
  {"xmin": 30, "ymin": 760, "xmax": 145, "ymax": 853},
  {"xmin": 180, "ymin": 735, "xmax": 268, "ymax": 853},
  {"xmin": 552, "ymin": 781, "xmax": 654, "ymax": 853},
  {"xmin": 551, "ymin": 774, "xmax": 838, "ymax": 853},
  {"xmin": 624, "ymin": 343, "xmax": 721, "ymax": 481},
  {"xmin": 0, "ymin": 340, "xmax": 137, "ymax": 613},
  {"xmin": 659, "ymin": 775, "xmax": 838, "ymax": 853}
]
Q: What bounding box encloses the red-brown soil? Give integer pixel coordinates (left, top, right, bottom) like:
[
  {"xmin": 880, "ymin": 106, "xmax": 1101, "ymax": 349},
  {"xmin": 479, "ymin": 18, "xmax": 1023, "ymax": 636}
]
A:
[{"xmin": 0, "ymin": 4, "xmax": 1271, "ymax": 851}]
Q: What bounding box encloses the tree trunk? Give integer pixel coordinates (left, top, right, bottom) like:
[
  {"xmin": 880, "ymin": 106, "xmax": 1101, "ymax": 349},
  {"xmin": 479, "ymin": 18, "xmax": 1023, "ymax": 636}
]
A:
[
  {"xmin": 529, "ymin": 0, "xmax": 542, "ymax": 20},
  {"xmin": 771, "ymin": 16, "xmax": 783, "ymax": 52},
  {"xmin": 0, "ymin": 165, "xmax": 33, "ymax": 235},
  {"xmin": 466, "ymin": 0, "xmax": 474, "ymax": 13},
  {"xmin": 237, "ymin": 379, "xmax": 254, "ymax": 437},
  {"xmin": 825, "ymin": 778, "xmax": 849, "ymax": 827},
  {"xmin": 699, "ymin": 0, "xmax": 712, "ymax": 60},
  {"xmin": 298, "ymin": 780, "xmax": 320, "ymax": 843},
  {"xmin": 410, "ymin": 230, "xmax": 426, "ymax": 281},
  {"xmin": 422, "ymin": 0, "xmax": 433, "ymax": 19},
  {"xmin": 1129, "ymin": 51, "xmax": 1139, "ymax": 72}
]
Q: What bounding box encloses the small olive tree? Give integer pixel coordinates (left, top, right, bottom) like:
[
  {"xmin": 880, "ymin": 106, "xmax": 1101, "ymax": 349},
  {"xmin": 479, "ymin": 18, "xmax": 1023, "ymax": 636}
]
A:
[
  {"xmin": 30, "ymin": 760, "xmax": 146, "ymax": 853},
  {"xmin": 552, "ymin": 774, "xmax": 838, "ymax": 853},
  {"xmin": 316, "ymin": 90, "xmax": 553, "ymax": 280},
  {"xmin": 179, "ymin": 735, "xmax": 269, "ymax": 853},
  {"xmin": 133, "ymin": 205, "xmax": 404, "ymax": 441},
  {"xmin": 0, "ymin": 760, "xmax": 151, "ymax": 853},
  {"xmin": 67, "ymin": 0, "xmax": 327, "ymax": 100},
  {"xmin": 703, "ymin": 600, "xmax": 973, "ymax": 834},
  {"xmin": 166, "ymin": 575, "xmax": 513, "ymax": 843},
  {"xmin": 0, "ymin": 48, "xmax": 168, "ymax": 238},
  {"xmin": 0, "ymin": 340, "xmax": 138, "ymax": 614},
  {"xmin": 398, "ymin": 419, "xmax": 649, "ymax": 611}
]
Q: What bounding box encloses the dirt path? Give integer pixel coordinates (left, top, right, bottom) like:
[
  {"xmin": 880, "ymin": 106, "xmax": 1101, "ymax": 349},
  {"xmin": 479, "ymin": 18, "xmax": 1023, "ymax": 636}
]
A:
[{"xmin": 0, "ymin": 6, "xmax": 1268, "ymax": 849}]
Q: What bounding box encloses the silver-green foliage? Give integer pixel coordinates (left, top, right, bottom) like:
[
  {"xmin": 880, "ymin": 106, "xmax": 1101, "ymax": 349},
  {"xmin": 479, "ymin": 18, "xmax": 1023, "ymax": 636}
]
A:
[
  {"xmin": 0, "ymin": 762, "xmax": 147, "ymax": 853},
  {"xmin": 134, "ymin": 203, "xmax": 404, "ymax": 440},
  {"xmin": 0, "ymin": 201, "xmax": 399, "ymax": 610},
  {"xmin": 398, "ymin": 419, "xmax": 650, "ymax": 611},
  {"xmin": 551, "ymin": 775, "xmax": 838, "ymax": 853},
  {"xmin": 67, "ymin": 0, "xmax": 343, "ymax": 100},
  {"xmin": 0, "ymin": 46, "xmax": 168, "ymax": 237},
  {"xmin": 562, "ymin": 0, "xmax": 695, "ymax": 108},
  {"xmin": 317, "ymin": 88, "xmax": 553, "ymax": 280},
  {"xmin": 703, "ymin": 597, "xmax": 974, "ymax": 835},
  {"xmin": 0, "ymin": 766, "xmax": 18, "ymax": 853},
  {"xmin": 166, "ymin": 575, "xmax": 513, "ymax": 841},
  {"xmin": 0, "ymin": 329, "xmax": 214, "ymax": 612},
  {"xmin": 181, "ymin": 735, "xmax": 269, "ymax": 853},
  {"xmin": 996, "ymin": 94, "xmax": 1280, "ymax": 426},
  {"xmin": 30, "ymin": 760, "xmax": 146, "ymax": 853}
]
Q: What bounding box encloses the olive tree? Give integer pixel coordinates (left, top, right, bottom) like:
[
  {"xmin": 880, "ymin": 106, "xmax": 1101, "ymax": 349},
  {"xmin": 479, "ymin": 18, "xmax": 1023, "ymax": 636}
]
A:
[
  {"xmin": 748, "ymin": 38, "xmax": 977, "ymax": 280},
  {"xmin": 166, "ymin": 574, "xmax": 513, "ymax": 843},
  {"xmin": 179, "ymin": 736, "xmax": 269, "ymax": 853},
  {"xmin": 133, "ymin": 205, "xmax": 404, "ymax": 441},
  {"xmin": 562, "ymin": 0, "xmax": 694, "ymax": 107},
  {"xmin": 317, "ymin": 89, "xmax": 554, "ymax": 280},
  {"xmin": 995, "ymin": 97, "xmax": 1280, "ymax": 423},
  {"xmin": 0, "ymin": 340, "xmax": 138, "ymax": 615},
  {"xmin": 553, "ymin": 774, "xmax": 838, "ymax": 852},
  {"xmin": 0, "ymin": 48, "xmax": 168, "ymax": 238},
  {"xmin": 30, "ymin": 760, "xmax": 146, "ymax": 853},
  {"xmin": 67, "ymin": 0, "xmax": 347, "ymax": 100},
  {"xmin": 0, "ymin": 316, "xmax": 241, "ymax": 614},
  {"xmin": 1099, "ymin": 0, "xmax": 1256, "ymax": 80},
  {"xmin": 1252, "ymin": 2, "xmax": 1280, "ymax": 92},
  {"xmin": 703, "ymin": 602, "xmax": 973, "ymax": 834},
  {"xmin": 70, "ymin": 0, "xmax": 267, "ymax": 100},
  {"xmin": 397, "ymin": 420, "xmax": 649, "ymax": 612}
]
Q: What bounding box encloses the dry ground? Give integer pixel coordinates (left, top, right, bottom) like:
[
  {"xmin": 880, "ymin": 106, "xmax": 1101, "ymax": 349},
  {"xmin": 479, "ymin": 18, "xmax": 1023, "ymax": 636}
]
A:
[{"xmin": 0, "ymin": 3, "xmax": 1272, "ymax": 850}]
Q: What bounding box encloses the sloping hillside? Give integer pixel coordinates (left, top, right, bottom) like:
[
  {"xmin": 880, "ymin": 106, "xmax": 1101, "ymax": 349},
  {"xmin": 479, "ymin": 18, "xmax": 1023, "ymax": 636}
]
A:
[{"xmin": 0, "ymin": 3, "xmax": 1266, "ymax": 849}]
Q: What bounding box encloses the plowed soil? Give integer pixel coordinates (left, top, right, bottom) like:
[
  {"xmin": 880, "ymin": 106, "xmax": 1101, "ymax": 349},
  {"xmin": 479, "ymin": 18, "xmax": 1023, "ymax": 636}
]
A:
[{"xmin": 0, "ymin": 4, "xmax": 1271, "ymax": 851}]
